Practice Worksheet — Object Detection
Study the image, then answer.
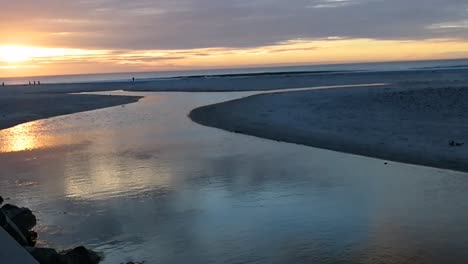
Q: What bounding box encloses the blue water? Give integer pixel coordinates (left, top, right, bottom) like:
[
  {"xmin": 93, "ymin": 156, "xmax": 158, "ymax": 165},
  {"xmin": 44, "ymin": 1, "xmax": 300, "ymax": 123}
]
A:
[
  {"xmin": 2, "ymin": 58, "xmax": 468, "ymax": 85},
  {"xmin": 1, "ymin": 90, "xmax": 468, "ymax": 263}
]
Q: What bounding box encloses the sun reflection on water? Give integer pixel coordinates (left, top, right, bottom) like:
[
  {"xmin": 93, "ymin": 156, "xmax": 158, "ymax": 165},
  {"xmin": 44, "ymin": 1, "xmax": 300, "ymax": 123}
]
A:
[
  {"xmin": 0, "ymin": 122, "xmax": 44, "ymax": 152},
  {"xmin": 0, "ymin": 120, "xmax": 67, "ymax": 153}
]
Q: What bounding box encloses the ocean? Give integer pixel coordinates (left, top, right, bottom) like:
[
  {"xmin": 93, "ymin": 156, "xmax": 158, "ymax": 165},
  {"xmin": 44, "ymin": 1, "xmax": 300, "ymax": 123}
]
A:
[{"xmin": 2, "ymin": 58, "xmax": 468, "ymax": 85}]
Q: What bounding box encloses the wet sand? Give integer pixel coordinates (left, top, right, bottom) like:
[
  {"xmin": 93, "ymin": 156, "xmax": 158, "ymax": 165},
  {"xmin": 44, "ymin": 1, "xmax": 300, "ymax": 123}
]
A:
[
  {"xmin": 3, "ymin": 90, "xmax": 468, "ymax": 264},
  {"xmin": 2, "ymin": 76, "xmax": 468, "ymax": 263},
  {"xmin": 4, "ymin": 68, "xmax": 468, "ymax": 94},
  {"xmin": 1, "ymin": 69, "xmax": 467, "ymax": 115},
  {"xmin": 2, "ymin": 68, "xmax": 468, "ymax": 172},
  {"xmin": 0, "ymin": 91, "xmax": 141, "ymax": 130},
  {"xmin": 190, "ymin": 84, "xmax": 468, "ymax": 172}
]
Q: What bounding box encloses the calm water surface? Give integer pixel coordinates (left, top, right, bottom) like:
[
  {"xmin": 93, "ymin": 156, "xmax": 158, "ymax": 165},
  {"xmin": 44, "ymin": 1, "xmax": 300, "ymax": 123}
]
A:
[{"xmin": 1, "ymin": 91, "xmax": 468, "ymax": 264}]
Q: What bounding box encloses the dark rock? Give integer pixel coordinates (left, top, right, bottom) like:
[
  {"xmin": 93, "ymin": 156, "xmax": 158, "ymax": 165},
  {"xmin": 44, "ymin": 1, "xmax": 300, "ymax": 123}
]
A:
[
  {"xmin": 1, "ymin": 204, "xmax": 37, "ymax": 246},
  {"xmin": 449, "ymin": 140, "xmax": 464, "ymax": 147},
  {"xmin": 27, "ymin": 247, "xmax": 59, "ymax": 264},
  {"xmin": 1, "ymin": 199, "xmax": 103, "ymax": 263},
  {"xmin": 0, "ymin": 209, "xmax": 6, "ymax": 228},
  {"xmin": 57, "ymin": 246, "xmax": 102, "ymax": 264},
  {"xmin": 29, "ymin": 246, "xmax": 102, "ymax": 264}
]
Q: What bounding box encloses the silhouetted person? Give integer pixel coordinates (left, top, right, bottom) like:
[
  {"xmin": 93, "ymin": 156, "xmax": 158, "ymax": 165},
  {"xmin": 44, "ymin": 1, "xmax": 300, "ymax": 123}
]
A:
[
  {"xmin": 132, "ymin": 77, "xmax": 135, "ymax": 82},
  {"xmin": 29, "ymin": 81, "xmax": 31, "ymax": 85},
  {"xmin": 38, "ymin": 81, "xmax": 41, "ymax": 85},
  {"xmin": 2, "ymin": 82, "xmax": 4, "ymax": 86},
  {"xmin": 33, "ymin": 81, "xmax": 36, "ymax": 85}
]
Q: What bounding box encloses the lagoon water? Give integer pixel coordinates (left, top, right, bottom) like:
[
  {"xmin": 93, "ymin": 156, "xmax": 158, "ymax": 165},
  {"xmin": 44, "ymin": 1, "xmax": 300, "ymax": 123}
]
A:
[{"xmin": 1, "ymin": 91, "xmax": 468, "ymax": 263}]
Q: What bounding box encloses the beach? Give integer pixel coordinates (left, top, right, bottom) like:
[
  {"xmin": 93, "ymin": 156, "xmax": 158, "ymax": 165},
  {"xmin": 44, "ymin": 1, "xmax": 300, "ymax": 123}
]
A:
[
  {"xmin": 1, "ymin": 68, "xmax": 468, "ymax": 171},
  {"xmin": 0, "ymin": 91, "xmax": 142, "ymax": 130},
  {"xmin": 190, "ymin": 81, "xmax": 468, "ymax": 172},
  {"xmin": 2, "ymin": 68, "xmax": 468, "ymax": 263}
]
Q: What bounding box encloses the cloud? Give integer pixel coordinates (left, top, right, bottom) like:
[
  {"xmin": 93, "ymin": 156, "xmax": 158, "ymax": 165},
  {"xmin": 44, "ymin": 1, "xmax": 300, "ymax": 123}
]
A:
[
  {"xmin": 0, "ymin": 0, "xmax": 467, "ymax": 50},
  {"xmin": 308, "ymin": 0, "xmax": 359, "ymax": 9}
]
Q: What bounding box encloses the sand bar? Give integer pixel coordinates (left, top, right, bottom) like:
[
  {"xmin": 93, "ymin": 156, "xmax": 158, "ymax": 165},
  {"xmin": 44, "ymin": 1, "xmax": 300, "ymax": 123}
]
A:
[
  {"xmin": 190, "ymin": 83, "xmax": 468, "ymax": 172},
  {"xmin": 0, "ymin": 91, "xmax": 141, "ymax": 130}
]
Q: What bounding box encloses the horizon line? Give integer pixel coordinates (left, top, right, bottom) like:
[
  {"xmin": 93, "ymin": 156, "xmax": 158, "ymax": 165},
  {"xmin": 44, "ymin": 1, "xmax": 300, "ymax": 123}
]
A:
[{"xmin": 2, "ymin": 57, "xmax": 468, "ymax": 80}]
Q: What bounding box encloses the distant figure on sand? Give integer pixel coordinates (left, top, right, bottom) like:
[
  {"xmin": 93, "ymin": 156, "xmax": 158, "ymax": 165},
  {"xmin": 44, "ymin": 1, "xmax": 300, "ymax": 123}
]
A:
[
  {"xmin": 132, "ymin": 77, "xmax": 135, "ymax": 82},
  {"xmin": 38, "ymin": 81, "xmax": 41, "ymax": 85},
  {"xmin": 29, "ymin": 81, "xmax": 31, "ymax": 85},
  {"xmin": 2, "ymin": 82, "xmax": 4, "ymax": 86},
  {"xmin": 33, "ymin": 81, "xmax": 36, "ymax": 85}
]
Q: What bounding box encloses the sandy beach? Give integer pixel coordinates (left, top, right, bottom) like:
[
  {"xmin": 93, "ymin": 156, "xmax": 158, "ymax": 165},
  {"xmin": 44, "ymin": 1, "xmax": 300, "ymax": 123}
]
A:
[
  {"xmin": 2, "ymin": 67, "xmax": 468, "ymax": 264},
  {"xmin": 5, "ymin": 68, "xmax": 468, "ymax": 94},
  {"xmin": 2, "ymin": 68, "xmax": 468, "ymax": 172},
  {"xmin": 190, "ymin": 82, "xmax": 468, "ymax": 172},
  {"xmin": 0, "ymin": 91, "xmax": 141, "ymax": 130}
]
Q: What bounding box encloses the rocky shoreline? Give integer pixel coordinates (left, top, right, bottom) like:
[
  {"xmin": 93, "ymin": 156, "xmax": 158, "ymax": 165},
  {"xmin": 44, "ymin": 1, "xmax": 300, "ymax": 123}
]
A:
[{"xmin": 0, "ymin": 196, "xmax": 102, "ymax": 263}]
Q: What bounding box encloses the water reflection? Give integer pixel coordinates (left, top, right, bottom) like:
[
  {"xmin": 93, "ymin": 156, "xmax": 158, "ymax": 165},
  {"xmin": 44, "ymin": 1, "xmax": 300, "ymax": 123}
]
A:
[
  {"xmin": 63, "ymin": 149, "xmax": 172, "ymax": 200},
  {"xmin": 1, "ymin": 91, "xmax": 468, "ymax": 264},
  {"xmin": 0, "ymin": 122, "xmax": 42, "ymax": 152}
]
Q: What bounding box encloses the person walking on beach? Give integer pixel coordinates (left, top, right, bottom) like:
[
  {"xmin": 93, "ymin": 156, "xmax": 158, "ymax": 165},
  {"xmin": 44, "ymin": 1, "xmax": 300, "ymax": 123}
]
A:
[
  {"xmin": 132, "ymin": 77, "xmax": 135, "ymax": 82},
  {"xmin": 2, "ymin": 82, "xmax": 4, "ymax": 86}
]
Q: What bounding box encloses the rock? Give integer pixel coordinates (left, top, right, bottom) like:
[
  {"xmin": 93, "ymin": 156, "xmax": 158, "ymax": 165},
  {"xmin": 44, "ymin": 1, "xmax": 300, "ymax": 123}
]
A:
[
  {"xmin": 27, "ymin": 247, "xmax": 59, "ymax": 264},
  {"xmin": 449, "ymin": 140, "xmax": 464, "ymax": 147},
  {"xmin": 29, "ymin": 246, "xmax": 102, "ymax": 264},
  {"xmin": 1, "ymin": 204, "xmax": 37, "ymax": 246},
  {"xmin": 57, "ymin": 246, "xmax": 102, "ymax": 264},
  {"xmin": 0, "ymin": 208, "xmax": 6, "ymax": 228},
  {"xmin": 1, "ymin": 199, "xmax": 103, "ymax": 263}
]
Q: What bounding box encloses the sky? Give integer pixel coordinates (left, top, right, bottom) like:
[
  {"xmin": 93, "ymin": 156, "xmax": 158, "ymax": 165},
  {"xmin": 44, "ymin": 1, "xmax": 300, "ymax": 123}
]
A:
[{"xmin": 1, "ymin": 0, "xmax": 468, "ymax": 77}]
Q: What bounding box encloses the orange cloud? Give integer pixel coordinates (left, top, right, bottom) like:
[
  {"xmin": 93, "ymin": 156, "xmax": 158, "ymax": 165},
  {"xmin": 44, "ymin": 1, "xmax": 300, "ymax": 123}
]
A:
[{"xmin": 1, "ymin": 38, "xmax": 468, "ymax": 77}]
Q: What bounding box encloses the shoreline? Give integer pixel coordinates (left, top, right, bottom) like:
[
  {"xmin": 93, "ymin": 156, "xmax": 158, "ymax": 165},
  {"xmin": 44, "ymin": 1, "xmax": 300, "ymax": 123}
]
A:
[
  {"xmin": 0, "ymin": 93, "xmax": 142, "ymax": 130},
  {"xmin": 1, "ymin": 68, "xmax": 468, "ymax": 173},
  {"xmin": 190, "ymin": 84, "xmax": 468, "ymax": 173},
  {"xmin": 2, "ymin": 67, "xmax": 468, "ymax": 93}
]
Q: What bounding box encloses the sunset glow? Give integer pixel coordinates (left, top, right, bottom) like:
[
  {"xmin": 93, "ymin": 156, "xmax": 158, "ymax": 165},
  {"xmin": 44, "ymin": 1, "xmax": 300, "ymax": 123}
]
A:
[
  {"xmin": 0, "ymin": 46, "xmax": 107, "ymax": 64},
  {"xmin": 0, "ymin": 0, "xmax": 467, "ymax": 77},
  {"xmin": 0, "ymin": 46, "xmax": 33, "ymax": 63},
  {"xmin": 1, "ymin": 38, "xmax": 468, "ymax": 77}
]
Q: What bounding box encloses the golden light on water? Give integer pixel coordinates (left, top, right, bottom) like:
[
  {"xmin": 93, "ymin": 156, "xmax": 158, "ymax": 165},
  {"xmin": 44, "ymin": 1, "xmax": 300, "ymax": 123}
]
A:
[
  {"xmin": 0, "ymin": 122, "xmax": 44, "ymax": 152},
  {"xmin": 0, "ymin": 122, "xmax": 51, "ymax": 153}
]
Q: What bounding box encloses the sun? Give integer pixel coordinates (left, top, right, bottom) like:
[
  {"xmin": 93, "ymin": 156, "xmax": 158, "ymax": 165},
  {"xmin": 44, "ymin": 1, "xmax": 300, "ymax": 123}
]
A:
[{"xmin": 0, "ymin": 46, "xmax": 33, "ymax": 63}]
